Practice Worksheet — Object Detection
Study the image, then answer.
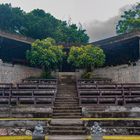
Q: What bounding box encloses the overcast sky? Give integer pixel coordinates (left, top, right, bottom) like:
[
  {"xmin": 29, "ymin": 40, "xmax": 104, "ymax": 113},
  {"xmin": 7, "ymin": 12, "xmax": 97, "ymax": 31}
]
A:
[{"xmin": 0, "ymin": 0, "xmax": 139, "ymax": 41}]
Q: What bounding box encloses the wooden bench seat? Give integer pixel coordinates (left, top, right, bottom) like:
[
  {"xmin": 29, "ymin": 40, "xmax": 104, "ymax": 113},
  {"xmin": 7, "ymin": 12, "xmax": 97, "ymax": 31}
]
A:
[
  {"xmin": 77, "ymin": 83, "xmax": 140, "ymax": 90},
  {"xmin": 77, "ymin": 78, "xmax": 112, "ymax": 84},
  {"xmin": 79, "ymin": 96, "xmax": 140, "ymax": 106},
  {"xmin": 0, "ymin": 83, "xmax": 12, "ymax": 89},
  {"xmin": 22, "ymin": 79, "xmax": 57, "ymax": 84},
  {"xmin": 0, "ymin": 89, "xmax": 57, "ymax": 97},
  {"xmin": 16, "ymin": 83, "xmax": 57, "ymax": 89},
  {"xmin": 0, "ymin": 96, "xmax": 54, "ymax": 105},
  {"xmin": 77, "ymin": 86, "xmax": 140, "ymax": 97}
]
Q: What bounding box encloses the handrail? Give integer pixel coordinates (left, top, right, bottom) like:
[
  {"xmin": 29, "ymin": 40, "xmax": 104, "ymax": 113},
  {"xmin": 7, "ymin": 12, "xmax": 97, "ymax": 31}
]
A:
[
  {"xmin": 81, "ymin": 118, "xmax": 140, "ymax": 121},
  {"xmin": 0, "ymin": 136, "xmax": 49, "ymax": 140},
  {"xmin": 0, "ymin": 136, "xmax": 32, "ymax": 140},
  {"xmin": 103, "ymin": 136, "xmax": 140, "ymax": 140}
]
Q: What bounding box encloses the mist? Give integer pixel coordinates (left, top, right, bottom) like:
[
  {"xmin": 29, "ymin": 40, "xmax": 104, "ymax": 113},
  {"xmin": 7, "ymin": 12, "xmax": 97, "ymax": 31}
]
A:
[{"xmin": 85, "ymin": 5, "xmax": 132, "ymax": 42}]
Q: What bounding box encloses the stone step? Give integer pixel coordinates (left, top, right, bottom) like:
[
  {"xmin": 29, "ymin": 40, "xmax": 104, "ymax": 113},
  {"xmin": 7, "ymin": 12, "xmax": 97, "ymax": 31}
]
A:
[
  {"xmin": 58, "ymin": 87, "xmax": 76, "ymax": 89},
  {"xmin": 53, "ymin": 113, "xmax": 82, "ymax": 116},
  {"xmin": 55, "ymin": 97, "xmax": 78, "ymax": 99},
  {"xmin": 52, "ymin": 116, "xmax": 82, "ymax": 119},
  {"xmin": 58, "ymin": 85, "xmax": 76, "ymax": 87},
  {"xmin": 49, "ymin": 130, "xmax": 86, "ymax": 135},
  {"xmin": 58, "ymin": 92, "xmax": 76, "ymax": 94},
  {"xmin": 50, "ymin": 119, "xmax": 83, "ymax": 125},
  {"xmin": 58, "ymin": 90, "xmax": 76, "ymax": 92},
  {"xmin": 53, "ymin": 107, "xmax": 81, "ymax": 110},
  {"xmin": 53, "ymin": 110, "xmax": 81, "ymax": 113},
  {"xmin": 50, "ymin": 123, "xmax": 84, "ymax": 127},
  {"xmin": 58, "ymin": 91, "xmax": 76, "ymax": 93},
  {"xmin": 56, "ymin": 97, "xmax": 77, "ymax": 99},
  {"xmin": 54, "ymin": 101, "xmax": 78, "ymax": 104},
  {"xmin": 56, "ymin": 95, "xmax": 77, "ymax": 98},
  {"xmin": 54, "ymin": 105, "xmax": 79, "ymax": 108},
  {"xmin": 59, "ymin": 87, "xmax": 76, "ymax": 89},
  {"xmin": 54, "ymin": 105, "xmax": 79, "ymax": 107},
  {"xmin": 55, "ymin": 100, "xmax": 78, "ymax": 103},
  {"xmin": 49, "ymin": 126, "xmax": 85, "ymax": 130},
  {"xmin": 48, "ymin": 135, "xmax": 88, "ymax": 140},
  {"xmin": 55, "ymin": 102, "xmax": 78, "ymax": 104}
]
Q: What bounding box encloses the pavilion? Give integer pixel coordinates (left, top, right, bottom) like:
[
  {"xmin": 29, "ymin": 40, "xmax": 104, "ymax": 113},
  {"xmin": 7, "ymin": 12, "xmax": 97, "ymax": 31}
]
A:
[{"xmin": 0, "ymin": 29, "xmax": 140, "ymax": 69}]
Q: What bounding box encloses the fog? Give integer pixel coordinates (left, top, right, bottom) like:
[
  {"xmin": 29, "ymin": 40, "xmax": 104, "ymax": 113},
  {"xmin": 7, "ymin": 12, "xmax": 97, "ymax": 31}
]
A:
[{"xmin": 85, "ymin": 5, "xmax": 132, "ymax": 42}]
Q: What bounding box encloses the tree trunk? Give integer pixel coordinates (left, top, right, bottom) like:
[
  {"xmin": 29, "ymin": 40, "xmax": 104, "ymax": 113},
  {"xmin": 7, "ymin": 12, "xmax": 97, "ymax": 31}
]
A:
[{"xmin": 86, "ymin": 65, "xmax": 92, "ymax": 72}]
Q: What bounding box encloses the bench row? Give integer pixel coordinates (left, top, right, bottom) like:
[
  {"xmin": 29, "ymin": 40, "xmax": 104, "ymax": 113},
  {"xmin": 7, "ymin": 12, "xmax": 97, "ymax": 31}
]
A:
[
  {"xmin": 77, "ymin": 79, "xmax": 112, "ymax": 84},
  {"xmin": 0, "ymin": 89, "xmax": 57, "ymax": 97},
  {"xmin": 0, "ymin": 96, "xmax": 54, "ymax": 106},
  {"xmin": 77, "ymin": 83, "xmax": 140, "ymax": 90},
  {"xmin": 78, "ymin": 89, "xmax": 140, "ymax": 96},
  {"xmin": 77, "ymin": 80, "xmax": 140, "ymax": 106},
  {"xmin": 22, "ymin": 79, "xmax": 58, "ymax": 84},
  {"xmin": 79, "ymin": 96, "xmax": 140, "ymax": 106},
  {"xmin": 0, "ymin": 83, "xmax": 57, "ymax": 89}
]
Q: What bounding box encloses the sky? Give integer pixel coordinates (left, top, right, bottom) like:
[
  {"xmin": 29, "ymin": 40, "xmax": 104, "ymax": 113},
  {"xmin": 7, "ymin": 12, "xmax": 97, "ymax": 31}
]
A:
[{"xmin": 0, "ymin": 0, "xmax": 139, "ymax": 42}]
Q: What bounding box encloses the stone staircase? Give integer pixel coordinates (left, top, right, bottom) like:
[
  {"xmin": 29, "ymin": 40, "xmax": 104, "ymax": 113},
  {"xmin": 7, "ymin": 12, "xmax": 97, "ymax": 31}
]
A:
[
  {"xmin": 53, "ymin": 75, "xmax": 82, "ymax": 119},
  {"xmin": 49, "ymin": 74, "xmax": 87, "ymax": 137},
  {"xmin": 49, "ymin": 119, "xmax": 86, "ymax": 135}
]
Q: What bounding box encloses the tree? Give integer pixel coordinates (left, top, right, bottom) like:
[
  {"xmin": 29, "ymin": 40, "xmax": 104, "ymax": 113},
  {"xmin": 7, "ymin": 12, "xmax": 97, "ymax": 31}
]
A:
[
  {"xmin": 67, "ymin": 45, "xmax": 105, "ymax": 72},
  {"xmin": 116, "ymin": 3, "xmax": 140, "ymax": 34},
  {"xmin": 0, "ymin": 4, "xmax": 89, "ymax": 44},
  {"xmin": 21, "ymin": 9, "xmax": 60, "ymax": 39},
  {"xmin": 0, "ymin": 3, "xmax": 25, "ymax": 33},
  {"xmin": 21, "ymin": 9, "xmax": 89, "ymax": 44},
  {"xmin": 26, "ymin": 38, "xmax": 64, "ymax": 74}
]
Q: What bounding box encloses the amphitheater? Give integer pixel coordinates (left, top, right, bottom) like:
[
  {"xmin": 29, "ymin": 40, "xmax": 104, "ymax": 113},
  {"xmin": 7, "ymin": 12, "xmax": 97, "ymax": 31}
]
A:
[{"xmin": 0, "ymin": 30, "xmax": 140, "ymax": 140}]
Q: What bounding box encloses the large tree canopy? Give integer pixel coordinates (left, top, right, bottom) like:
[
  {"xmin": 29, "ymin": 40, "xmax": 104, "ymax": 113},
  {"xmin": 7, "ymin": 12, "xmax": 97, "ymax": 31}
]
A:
[
  {"xmin": 116, "ymin": 3, "xmax": 140, "ymax": 34},
  {"xmin": 0, "ymin": 3, "xmax": 89, "ymax": 44},
  {"xmin": 67, "ymin": 45, "xmax": 105, "ymax": 71}
]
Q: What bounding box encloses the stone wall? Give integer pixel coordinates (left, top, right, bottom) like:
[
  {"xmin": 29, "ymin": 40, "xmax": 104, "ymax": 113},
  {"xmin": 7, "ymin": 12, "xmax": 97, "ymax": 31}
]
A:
[
  {"xmin": 0, "ymin": 60, "xmax": 42, "ymax": 83},
  {"xmin": 93, "ymin": 60, "xmax": 140, "ymax": 83}
]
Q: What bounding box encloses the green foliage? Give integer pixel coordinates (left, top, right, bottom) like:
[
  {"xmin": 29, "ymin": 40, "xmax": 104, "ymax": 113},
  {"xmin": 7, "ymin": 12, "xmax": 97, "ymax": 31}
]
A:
[
  {"xmin": 116, "ymin": 3, "xmax": 140, "ymax": 34},
  {"xmin": 0, "ymin": 3, "xmax": 25, "ymax": 33},
  {"xmin": 68, "ymin": 45, "xmax": 105, "ymax": 71},
  {"xmin": 0, "ymin": 4, "xmax": 89, "ymax": 44},
  {"xmin": 25, "ymin": 71, "xmax": 55, "ymax": 79},
  {"xmin": 26, "ymin": 38, "xmax": 64, "ymax": 71},
  {"xmin": 40, "ymin": 71, "xmax": 55, "ymax": 79},
  {"xmin": 81, "ymin": 72, "xmax": 93, "ymax": 79}
]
